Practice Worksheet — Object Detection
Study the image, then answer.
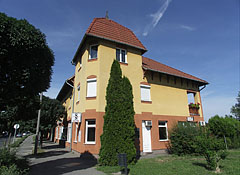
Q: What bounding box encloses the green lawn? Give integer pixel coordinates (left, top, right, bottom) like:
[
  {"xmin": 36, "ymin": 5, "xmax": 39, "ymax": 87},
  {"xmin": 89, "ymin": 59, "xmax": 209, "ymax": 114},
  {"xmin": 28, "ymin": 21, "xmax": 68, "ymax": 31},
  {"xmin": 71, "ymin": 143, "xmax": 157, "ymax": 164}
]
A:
[{"xmin": 97, "ymin": 149, "xmax": 240, "ymax": 175}]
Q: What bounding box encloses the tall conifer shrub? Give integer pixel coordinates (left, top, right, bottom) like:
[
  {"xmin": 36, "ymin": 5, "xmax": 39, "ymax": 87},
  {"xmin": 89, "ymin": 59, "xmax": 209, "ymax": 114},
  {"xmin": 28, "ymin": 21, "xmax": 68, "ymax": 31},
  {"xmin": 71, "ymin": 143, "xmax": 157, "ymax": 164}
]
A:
[{"xmin": 99, "ymin": 60, "xmax": 136, "ymax": 166}]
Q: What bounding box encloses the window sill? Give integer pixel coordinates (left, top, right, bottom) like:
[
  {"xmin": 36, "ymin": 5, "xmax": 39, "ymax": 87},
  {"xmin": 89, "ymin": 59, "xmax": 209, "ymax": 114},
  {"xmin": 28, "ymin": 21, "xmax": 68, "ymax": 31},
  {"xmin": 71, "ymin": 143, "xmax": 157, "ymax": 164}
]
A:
[
  {"xmin": 73, "ymin": 141, "xmax": 77, "ymax": 143},
  {"xmin": 141, "ymin": 100, "xmax": 152, "ymax": 104},
  {"xmin": 86, "ymin": 97, "xmax": 96, "ymax": 100},
  {"xmin": 84, "ymin": 142, "xmax": 96, "ymax": 145},
  {"xmin": 119, "ymin": 62, "xmax": 128, "ymax": 66},
  {"xmin": 159, "ymin": 139, "xmax": 168, "ymax": 142},
  {"xmin": 88, "ymin": 58, "xmax": 98, "ymax": 62}
]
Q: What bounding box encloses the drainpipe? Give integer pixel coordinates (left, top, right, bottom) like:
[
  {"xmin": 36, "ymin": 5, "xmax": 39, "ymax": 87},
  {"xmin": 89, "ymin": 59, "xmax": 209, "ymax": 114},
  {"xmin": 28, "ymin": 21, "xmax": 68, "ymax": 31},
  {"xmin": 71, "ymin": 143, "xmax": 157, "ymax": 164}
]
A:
[{"xmin": 65, "ymin": 80, "xmax": 75, "ymax": 152}]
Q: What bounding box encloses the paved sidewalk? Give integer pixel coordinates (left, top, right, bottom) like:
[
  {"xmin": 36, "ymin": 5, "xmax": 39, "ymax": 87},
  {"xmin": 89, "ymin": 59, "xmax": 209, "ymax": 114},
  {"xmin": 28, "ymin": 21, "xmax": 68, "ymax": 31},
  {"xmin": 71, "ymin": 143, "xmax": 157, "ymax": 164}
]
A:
[
  {"xmin": 17, "ymin": 136, "xmax": 105, "ymax": 175},
  {"xmin": 16, "ymin": 135, "xmax": 34, "ymax": 157}
]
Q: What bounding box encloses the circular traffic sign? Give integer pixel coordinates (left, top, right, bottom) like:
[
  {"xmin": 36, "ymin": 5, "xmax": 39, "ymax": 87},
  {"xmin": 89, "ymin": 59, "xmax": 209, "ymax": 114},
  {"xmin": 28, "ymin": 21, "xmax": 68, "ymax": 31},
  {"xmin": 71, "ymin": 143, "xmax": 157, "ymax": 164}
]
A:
[{"xmin": 14, "ymin": 124, "xmax": 20, "ymax": 129}]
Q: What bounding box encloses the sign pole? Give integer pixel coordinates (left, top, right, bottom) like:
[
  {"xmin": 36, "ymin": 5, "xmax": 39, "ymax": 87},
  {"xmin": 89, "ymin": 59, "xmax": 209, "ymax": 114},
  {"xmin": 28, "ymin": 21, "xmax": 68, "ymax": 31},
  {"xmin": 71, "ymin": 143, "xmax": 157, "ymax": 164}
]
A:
[
  {"xmin": 12, "ymin": 124, "xmax": 20, "ymax": 144},
  {"xmin": 34, "ymin": 92, "xmax": 43, "ymax": 155},
  {"xmin": 12, "ymin": 128, "xmax": 17, "ymax": 144}
]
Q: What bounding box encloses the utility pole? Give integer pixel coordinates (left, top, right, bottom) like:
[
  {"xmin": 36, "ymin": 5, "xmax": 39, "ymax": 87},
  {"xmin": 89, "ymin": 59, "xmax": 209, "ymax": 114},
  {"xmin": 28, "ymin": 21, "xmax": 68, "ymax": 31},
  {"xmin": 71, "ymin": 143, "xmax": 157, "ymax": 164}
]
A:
[{"xmin": 34, "ymin": 92, "xmax": 43, "ymax": 155}]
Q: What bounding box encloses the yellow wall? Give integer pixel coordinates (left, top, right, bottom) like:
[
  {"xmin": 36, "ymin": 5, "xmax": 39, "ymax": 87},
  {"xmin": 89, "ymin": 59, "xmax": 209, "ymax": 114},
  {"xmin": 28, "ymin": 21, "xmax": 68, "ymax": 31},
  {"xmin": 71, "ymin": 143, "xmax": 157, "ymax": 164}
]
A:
[
  {"xmin": 73, "ymin": 39, "xmax": 203, "ymax": 118},
  {"xmin": 62, "ymin": 93, "xmax": 73, "ymax": 121}
]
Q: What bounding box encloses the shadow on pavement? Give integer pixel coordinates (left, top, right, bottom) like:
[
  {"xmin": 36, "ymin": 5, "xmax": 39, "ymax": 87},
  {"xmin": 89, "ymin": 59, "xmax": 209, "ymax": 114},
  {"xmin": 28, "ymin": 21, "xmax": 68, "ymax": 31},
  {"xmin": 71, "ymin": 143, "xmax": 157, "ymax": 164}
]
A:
[
  {"xmin": 26, "ymin": 150, "xmax": 69, "ymax": 159},
  {"xmin": 29, "ymin": 151, "xmax": 98, "ymax": 175}
]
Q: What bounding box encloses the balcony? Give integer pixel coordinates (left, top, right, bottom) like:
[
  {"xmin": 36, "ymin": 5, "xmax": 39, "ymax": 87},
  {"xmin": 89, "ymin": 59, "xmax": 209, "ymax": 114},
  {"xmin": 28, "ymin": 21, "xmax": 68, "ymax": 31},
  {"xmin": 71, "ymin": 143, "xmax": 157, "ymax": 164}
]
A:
[{"xmin": 188, "ymin": 103, "xmax": 200, "ymax": 116}]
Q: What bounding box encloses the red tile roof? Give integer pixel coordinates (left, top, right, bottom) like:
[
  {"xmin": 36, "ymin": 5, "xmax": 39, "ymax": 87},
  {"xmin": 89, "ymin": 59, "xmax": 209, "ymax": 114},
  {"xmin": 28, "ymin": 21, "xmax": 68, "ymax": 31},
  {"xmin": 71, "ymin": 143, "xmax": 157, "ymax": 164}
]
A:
[
  {"xmin": 142, "ymin": 56, "xmax": 208, "ymax": 84},
  {"xmin": 86, "ymin": 18, "xmax": 147, "ymax": 51}
]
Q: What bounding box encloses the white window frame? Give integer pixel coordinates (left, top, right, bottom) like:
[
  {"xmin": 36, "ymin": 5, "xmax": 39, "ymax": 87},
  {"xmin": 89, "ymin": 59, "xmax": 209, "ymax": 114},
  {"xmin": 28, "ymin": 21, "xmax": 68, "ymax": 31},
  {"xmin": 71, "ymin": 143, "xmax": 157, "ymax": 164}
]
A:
[
  {"xmin": 158, "ymin": 121, "xmax": 168, "ymax": 141},
  {"xmin": 77, "ymin": 85, "xmax": 80, "ymax": 102},
  {"xmin": 89, "ymin": 45, "xmax": 98, "ymax": 60},
  {"xmin": 59, "ymin": 126, "xmax": 63, "ymax": 140},
  {"xmin": 59, "ymin": 126, "xmax": 61, "ymax": 139},
  {"xmin": 55, "ymin": 127, "xmax": 58, "ymax": 139},
  {"xmin": 87, "ymin": 78, "xmax": 97, "ymax": 98},
  {"xmin": 78, "ymin": 130, "xmax": 81, "ymax": 142},
  {"xmin": 85, "ymin": 120, "xmax": 96, "ymax": 144},
  {"xmin": 67, "ymin": 123, "xmax": 72, "ymax": 143},
  {"xmin": 140, "ymin": 84, "xmax": 151, "ymax": 102},
  {"xmin": 74, "ymin": 124, "xmax": 78, "ymax": 143},
  {"xmin": 116, "ymin": 48, "xmax": 127, "ymax": 63}
]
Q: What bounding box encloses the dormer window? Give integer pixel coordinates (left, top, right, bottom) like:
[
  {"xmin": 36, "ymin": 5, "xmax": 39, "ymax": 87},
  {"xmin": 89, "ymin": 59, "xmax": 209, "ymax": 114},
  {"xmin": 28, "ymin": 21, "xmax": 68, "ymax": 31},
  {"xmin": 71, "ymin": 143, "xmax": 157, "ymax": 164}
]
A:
[
  {"xmin": 116, "ymin": 48, "xmax": 127, "ymax": 63},
  {"xmin": 89, "ymin": 45, "xmax": 98, "ymax": 59}
]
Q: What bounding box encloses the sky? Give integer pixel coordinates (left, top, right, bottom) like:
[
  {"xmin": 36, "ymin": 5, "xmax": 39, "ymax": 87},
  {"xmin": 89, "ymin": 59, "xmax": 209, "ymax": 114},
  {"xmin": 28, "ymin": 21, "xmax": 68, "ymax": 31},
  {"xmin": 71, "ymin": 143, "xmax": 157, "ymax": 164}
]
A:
[{"xmin": 0, "ymin": 0, "xmax": 239, "ymax": 121}]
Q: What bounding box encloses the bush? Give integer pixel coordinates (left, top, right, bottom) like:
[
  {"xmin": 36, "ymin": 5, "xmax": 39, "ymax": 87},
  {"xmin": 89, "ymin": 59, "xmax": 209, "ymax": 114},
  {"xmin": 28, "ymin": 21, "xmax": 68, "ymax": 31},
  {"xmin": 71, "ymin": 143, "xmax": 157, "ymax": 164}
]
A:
[
  {"xmin": 195, "ymin": 132, "xmax": 228, "ymax": 171},
  {"xmin": 169, "ymin": 123, "xmax": 201, "ymax": 155},
  {"xmin": 169, "ymin": 123, "xmax": 228, "ymax": 171},
  {"xmin": 0, "ymin": 165, "xmax": 23, "ymax": 175},
  {"xmin": 0, "ymin": 148, "xmax": 28, "ymax": 175}
]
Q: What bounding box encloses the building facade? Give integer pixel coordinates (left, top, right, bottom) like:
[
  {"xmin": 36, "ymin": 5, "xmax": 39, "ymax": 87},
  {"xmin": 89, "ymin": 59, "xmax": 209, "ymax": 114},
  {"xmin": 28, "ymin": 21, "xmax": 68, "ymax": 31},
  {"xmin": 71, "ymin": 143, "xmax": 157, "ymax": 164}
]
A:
[{"xmin": 55, "ymin": 17, "xmax": 208, "ymax": 155}]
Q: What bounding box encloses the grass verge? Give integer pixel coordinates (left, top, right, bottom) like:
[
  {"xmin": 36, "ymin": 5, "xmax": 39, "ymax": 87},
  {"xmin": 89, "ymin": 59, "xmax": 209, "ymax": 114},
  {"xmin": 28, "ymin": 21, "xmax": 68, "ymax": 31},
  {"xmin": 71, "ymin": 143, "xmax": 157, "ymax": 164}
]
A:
[
  {"xmin": 10, "ymin": 136, "xmax": 28, "ymax": 148},
  {"xmin": 97, "ymin": 149, "xmax": 240, "ymax": 175}
]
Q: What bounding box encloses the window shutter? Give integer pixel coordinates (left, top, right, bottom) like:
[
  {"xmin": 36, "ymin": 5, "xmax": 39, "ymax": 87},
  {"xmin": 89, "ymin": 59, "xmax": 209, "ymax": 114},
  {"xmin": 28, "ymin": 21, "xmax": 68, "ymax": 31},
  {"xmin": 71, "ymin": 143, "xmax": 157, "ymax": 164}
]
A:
[
  {"xmin": 87, "ymin": 80, "xmax": 97, "ymax": 97},
  {"xmin": 141, "ymin": 86, "xmax": 151, "ymax": 101}
]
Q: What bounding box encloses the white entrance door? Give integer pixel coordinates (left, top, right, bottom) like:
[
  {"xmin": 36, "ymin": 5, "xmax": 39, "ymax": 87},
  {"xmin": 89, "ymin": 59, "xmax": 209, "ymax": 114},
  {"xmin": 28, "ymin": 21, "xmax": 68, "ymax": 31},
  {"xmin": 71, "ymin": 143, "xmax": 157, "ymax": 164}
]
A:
[{"xmin": 142, "ymin": 121, "xmax": 152, "ymax": 152}]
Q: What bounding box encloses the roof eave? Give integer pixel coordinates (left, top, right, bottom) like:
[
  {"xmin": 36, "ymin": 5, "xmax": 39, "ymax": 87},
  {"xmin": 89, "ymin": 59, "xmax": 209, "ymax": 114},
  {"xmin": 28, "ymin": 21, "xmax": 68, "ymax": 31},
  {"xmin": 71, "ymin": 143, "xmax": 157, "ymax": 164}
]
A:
[
  {"xmin": 72, "ymin": 34, "xmax": 87, "ymax": 64},
  {"xmin": 56, "ymin": 79, "xmax": 74, "ymax": 103},
  {"xmin": 142, "ymin": 66, "xmax": 209, "ymax": 86}
]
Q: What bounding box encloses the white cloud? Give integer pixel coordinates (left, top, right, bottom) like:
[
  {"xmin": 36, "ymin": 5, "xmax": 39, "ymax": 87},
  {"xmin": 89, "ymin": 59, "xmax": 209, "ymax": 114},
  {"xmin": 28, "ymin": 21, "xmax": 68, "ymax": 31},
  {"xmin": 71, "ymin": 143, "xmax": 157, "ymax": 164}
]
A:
[
  {"xmin": 180, "ymin": 25, "xmax": 195, "ymax": 31},
  {"xmin": 143, "ymin": 0, "xmax": 172, "ymax": 36}
]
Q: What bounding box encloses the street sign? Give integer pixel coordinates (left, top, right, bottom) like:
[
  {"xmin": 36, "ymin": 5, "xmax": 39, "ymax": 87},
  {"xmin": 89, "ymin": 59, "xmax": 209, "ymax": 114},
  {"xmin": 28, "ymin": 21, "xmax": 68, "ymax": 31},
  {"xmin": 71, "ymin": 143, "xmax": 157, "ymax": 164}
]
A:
[
  {"xmin": 71, "ymin": 113, "xmax": 82, "ymax": 123},
  {"xmin": 14, "ymin": 124, "xmax": 20, "ymax": 129}
]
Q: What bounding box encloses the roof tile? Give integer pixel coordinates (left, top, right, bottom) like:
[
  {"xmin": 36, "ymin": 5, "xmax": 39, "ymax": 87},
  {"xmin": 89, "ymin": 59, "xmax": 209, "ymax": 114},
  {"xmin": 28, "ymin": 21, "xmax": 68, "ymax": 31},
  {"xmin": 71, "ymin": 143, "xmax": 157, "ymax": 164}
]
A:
[
  {"xmin": 86, "ymin": 18, "xmax": 146, "ymax": 51},
  {"xmin": 142, "ymin": 56, "xmax": 208, "ymax": 84}
]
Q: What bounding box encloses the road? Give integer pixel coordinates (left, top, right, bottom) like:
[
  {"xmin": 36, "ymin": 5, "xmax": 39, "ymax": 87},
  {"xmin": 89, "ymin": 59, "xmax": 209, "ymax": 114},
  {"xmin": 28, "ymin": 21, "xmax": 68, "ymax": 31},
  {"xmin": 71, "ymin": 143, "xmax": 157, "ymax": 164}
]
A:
[{"xmin": 0, "ymin": 137, "xmax": 13, "ymax": 147}]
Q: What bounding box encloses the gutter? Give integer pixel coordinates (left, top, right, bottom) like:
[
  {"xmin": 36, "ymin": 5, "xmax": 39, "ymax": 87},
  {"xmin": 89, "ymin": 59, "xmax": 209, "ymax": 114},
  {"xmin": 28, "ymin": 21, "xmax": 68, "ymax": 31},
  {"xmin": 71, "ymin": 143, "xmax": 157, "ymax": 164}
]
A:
[
  {"xmin": 65, "ymin": 79, "xmax": 75, "ymax": 152},
  {"xmin": 199, "ymin": 85, "xmax": 207, "ymax": 91}
]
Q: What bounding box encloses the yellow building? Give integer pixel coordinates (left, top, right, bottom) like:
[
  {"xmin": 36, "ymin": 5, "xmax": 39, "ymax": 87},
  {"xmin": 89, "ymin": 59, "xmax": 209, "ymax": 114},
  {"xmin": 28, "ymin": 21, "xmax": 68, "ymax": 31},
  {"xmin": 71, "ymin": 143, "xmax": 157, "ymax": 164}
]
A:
[{"xmin": 55, "ymin": 17, "xmax": 208, "ymax": 154}]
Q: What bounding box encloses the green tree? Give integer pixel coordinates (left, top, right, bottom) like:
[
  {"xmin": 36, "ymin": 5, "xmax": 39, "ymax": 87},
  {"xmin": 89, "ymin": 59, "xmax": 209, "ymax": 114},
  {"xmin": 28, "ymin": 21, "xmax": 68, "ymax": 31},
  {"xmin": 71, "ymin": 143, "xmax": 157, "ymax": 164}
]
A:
[
  {"xmin": 120, "ymin": 76, "xmax": 136, "ymax": 163},
  {"xmin": 208, "ymin": 115, "xmax": 240, "ymax": 148},
  {"xmin": 99, "ymin": 60, "xmax": 136, "ymax": 166},
  {"xmin": 39, "ymin": 96, "xmax": 65, "ymax": 134},
  {"xmin": 0, "ymin": 97, "xmax": 39, "ymax": 134},
  {"xmin": 231, "ymin": 91, "xmax": 240, "ymax": 120},
  {"xmin": 208, "ymin": 115, "xmax": 236, "ymax": 138},
  {"xmin": 0, "ymin": 12, "xmax": 54, "ymax": 112}
]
